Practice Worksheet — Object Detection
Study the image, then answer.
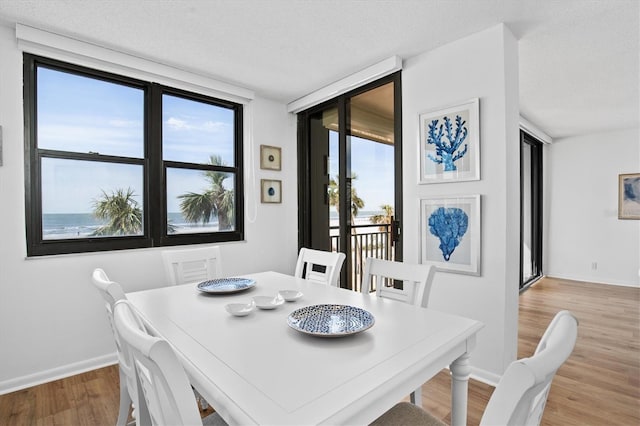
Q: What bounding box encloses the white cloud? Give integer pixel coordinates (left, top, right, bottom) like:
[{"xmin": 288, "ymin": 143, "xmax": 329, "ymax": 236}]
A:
[
  {"xmin": 165, "ymin": 116, "xmax": 227, "ymax": 133},
  {"xmin": 202, "ymin": 120, "xmax": 226, "ymax": 132},
  {"xmin": 166, "ymin": 117, "xmax": 190, "ymax": 130}
]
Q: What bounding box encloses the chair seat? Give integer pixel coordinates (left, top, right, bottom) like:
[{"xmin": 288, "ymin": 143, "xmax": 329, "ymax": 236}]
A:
[
  {"xmin": 202, "ymin": 411, "xmax": 228, "ymax": 426},
  {"xmin": 371, "ymin": 311, "xmax": 578, "ymax": 426},
  {"xmin": 370, "ymin": 402, "xmax": 445, "ymax": 426}
]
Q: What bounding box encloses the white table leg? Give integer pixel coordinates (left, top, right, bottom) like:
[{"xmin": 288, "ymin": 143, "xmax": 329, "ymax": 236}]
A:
[
  {"xmin": 450, "ymin": 352, "xmax": 471, "ymax": 426},
  {"xmin": 410, "ymin": 387, "xmax": 422, "ymax": 407}
]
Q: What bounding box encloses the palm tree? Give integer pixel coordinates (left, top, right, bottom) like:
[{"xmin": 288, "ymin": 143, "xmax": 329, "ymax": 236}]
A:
[
  {"xmin": 178, "ymin": 155, "xmax": 234, "ymax": 231},
  {"xmin": 328, "ymin": 174, "xmax": 365, "ymax": 218},
  {"xmin": 328, "ymin": 174, "xmax": 365, "ymax": 276},
  {"xmin": 92, "ymin": 187, "xmax": 142, "ymax": 236},
  {"xmin": 370, "ymin": 204, "xmax": 394, "ymax": 260},
  {"xmin": 370, "ymin": 204, "xmax": 394, "ymax": 230}
]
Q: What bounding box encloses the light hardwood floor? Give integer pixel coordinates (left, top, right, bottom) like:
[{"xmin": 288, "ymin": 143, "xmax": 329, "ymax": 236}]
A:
[
  {"xmin": 1, "ymin": 276, "xmax": 638, "ymax": 425},
  {"xmin": 421, "ymin": 277, "xmax": 640, "ymax": 426}
]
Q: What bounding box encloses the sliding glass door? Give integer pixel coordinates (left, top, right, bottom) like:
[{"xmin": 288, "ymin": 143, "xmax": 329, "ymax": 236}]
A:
[
  {"xmin": 520, "ymin": 130, "xmax": 543, "ymax": 289},
  {"xmin": 298, "ymin": 73, "xmax": 402, "ymax": 290}
]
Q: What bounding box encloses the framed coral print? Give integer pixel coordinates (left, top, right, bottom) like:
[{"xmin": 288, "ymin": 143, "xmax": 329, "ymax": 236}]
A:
[
  {"xmin": 420, "ymin": 195, "xmax": 481, "ymax": 275},
  {"xmin": 419, "ymin": 98, "xmax": 480, "ymax": 184},
  {"xmin": 260, "ymin": 145, "xmax": 281, "ymax": 171},
  {"xmin": 261, "ymin": 179, "xmax": 282, "ymax": 203},
  {"xmin": 619, "ymin": 173, "xmax": 640, "ymax": 219}
]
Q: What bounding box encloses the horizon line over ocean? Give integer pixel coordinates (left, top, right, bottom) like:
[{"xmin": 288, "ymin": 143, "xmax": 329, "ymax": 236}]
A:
[
  {"xmin": 42, "ymin": 212, "xmax": 220, "ymax": 239},
  {"xmin": 42, "ymin": 209, "xmax": 392, "ymax": 239}
]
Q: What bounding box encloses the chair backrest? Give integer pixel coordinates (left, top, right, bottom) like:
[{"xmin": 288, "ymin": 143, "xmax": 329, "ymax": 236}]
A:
[
  {"xmin": 91, "ymin": 269, "xmax": 131, "ymax": 380},
  {"xmin": 480, "ymin": 310, "xmax": 578, "ymax": 426},
  {"xmin": 113, "ymin": 299, "xmax": 204, "ymax": 426},
  {"xmin": 294, "ymin": 247, "xmax": 346, "ymax": 287},
  {"xmin": 91, "ymin": 268, "xmax": 144, "ymax": 421},
  {"xmin": 361, "ymin": 257, "xmax": 436, "ymax": 308},
  {"xmin": 162, "ymin": 246, "xmax": 222, "ymax": 285}
]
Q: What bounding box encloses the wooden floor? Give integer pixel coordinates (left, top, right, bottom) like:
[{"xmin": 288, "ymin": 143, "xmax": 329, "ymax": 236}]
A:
[
  {"xmin": 421, "ymin": 276, "xmax": 640, "ymax": 426},
  {"xmin": 1, "ymin": 276, "xmax": 638, "ymax": 425}
]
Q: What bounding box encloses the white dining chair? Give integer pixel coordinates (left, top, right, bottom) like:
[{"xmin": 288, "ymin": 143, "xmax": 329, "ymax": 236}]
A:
[
  {"xmin": 371, "ymin": 310, "xmax": 579, "ymax": 426},
  {"xmin": 294, "ymin": 247, "xmax": 346, "ymax": 287},
  {"xmin": 162, "ymin": 245, "xmax": 223, "ymax": 286},
  {"xmin": 361, "ymin": 257, "xmax": 436, "ymax": 308},
  {"xmin": 113, "ymin": 299, "xmax": 227, "ymax": 426},
  {"xmin": 91, "ymin": 268, "xmax": 148, "ymax": 426},
  {"xmin": 361, "ymin": 257, "xmax": 436, "ymax": 405},
  {"xmin": 161, "ymin": 246, "xmax": 222, "ymax": 410}
]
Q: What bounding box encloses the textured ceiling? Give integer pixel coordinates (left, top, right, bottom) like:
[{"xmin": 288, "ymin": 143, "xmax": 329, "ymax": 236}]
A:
[{"xmin": 0, "ymin": 0, "xmax": 637, "ymax": 139}]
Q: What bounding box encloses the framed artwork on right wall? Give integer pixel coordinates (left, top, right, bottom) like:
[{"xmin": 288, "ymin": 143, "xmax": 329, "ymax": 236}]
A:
[
  {"xmin": 419, "ymin": 98, "xmax": 480, "ymax": 184},
  {"xmin": 619, "ymin": 173, "xmax": 640, "ymax": 219},
  {"xmin": 420, "ymin": 194, "xmax": 481, "ymax": 275}
]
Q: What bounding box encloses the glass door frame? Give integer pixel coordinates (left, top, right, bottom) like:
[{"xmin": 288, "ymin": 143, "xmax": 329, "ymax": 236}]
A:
[
  {"xmin": 297, "ymin": 72, "xmax": 403, "ymax": 289},
  {"xmin": 520, "ymin": 130, "xmax": 543, "ymax": 291}
]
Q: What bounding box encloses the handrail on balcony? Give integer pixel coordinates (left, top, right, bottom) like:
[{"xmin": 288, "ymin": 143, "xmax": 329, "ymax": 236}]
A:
[{"xmin": 330, "ymin": 223, "xmax": 394, "ymax": 292}]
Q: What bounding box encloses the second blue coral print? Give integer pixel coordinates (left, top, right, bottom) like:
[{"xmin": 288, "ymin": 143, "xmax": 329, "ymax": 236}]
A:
[
  {"xmin": 428, "ymin": 207, "xmax": 468, "ymax": 261},
  {"xmin": 420, "ymin": 195, "xmax": 480, "ymax": 276}
]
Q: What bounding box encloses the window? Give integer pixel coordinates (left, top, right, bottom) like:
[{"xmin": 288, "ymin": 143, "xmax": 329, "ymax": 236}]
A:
[{"xmin": 24, "ymin": 54, "xmax": 244, "ymax": 256}]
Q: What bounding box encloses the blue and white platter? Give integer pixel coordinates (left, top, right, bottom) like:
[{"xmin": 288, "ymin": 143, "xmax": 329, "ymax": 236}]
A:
[
  {"xmin": 287, "ymin": 304, "xmax": 375, "ymax": 337},
  {"xmin": 197, "ymin": 277, "xmax": 256, "ymax": 294}
]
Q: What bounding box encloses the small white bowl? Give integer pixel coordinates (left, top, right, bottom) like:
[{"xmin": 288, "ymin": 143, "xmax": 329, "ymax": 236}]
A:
[
  {"xmin": 278, "ymin": 290, "xmax": 303, "ymax": 302},
  {"xmin": 253, "ymin": 295, "xmax": 285, "ymax": 310},
  {"xmin": 225, "ymin": 300, "xmax": 255, "ymax": 317}
]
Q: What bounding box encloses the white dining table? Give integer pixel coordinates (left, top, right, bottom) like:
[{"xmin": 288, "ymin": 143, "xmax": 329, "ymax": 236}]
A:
[{"xmin": 126, "ymin": 271, "xmax": 483, "ymax": 426}]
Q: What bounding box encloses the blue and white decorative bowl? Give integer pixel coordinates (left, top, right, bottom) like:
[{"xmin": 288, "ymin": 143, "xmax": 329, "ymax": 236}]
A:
[
  {"xmin": 287, "ymin": 304, "xmax": 375, "ymax": 337},
  {"xmin": 197, "ymin": 277, "xmax": 256, "ymax": 294}
]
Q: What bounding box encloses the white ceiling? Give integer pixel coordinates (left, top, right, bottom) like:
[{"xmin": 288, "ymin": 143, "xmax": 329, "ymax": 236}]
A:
[{"xmin": 0, "ymin": 0, "xmax": 638, "ymax": 139}]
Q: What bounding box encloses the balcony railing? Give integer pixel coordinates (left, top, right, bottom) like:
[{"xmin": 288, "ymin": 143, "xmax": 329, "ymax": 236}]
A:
[{"xmin": 330, "ymin": 223, "xmax": 394, "ymax": 292}]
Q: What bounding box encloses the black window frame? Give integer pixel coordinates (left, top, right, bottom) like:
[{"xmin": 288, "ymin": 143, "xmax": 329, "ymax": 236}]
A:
[{"xmin": 24, "ymin": 54, "xmax": 244, "ymax": 256}]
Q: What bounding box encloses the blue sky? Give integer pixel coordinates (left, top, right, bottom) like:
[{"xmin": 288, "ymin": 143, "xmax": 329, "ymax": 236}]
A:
[
  {"xmin": 38, "ymin": 68, "xmax": 235, "ymax": 213},
  {"xmin": 329, "ymin": 131, "xmax": 394, "ymax": 213},
  {"xmin": 38, "ymin": 67, "xmax": 393, "ymax": 215}
]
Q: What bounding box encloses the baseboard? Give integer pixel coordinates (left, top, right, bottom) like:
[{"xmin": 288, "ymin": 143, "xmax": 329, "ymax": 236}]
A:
[
  {"xmin": 544, "ymin": 273, "xmax": 639, "ymax": 288},
  {"xmin": 0, "ymin": 353, "xmax": 118, "ymax": 395},
  {"xmin": 440, "ymin": 365, "xmax": 500, "ymax": 388},
  {"xmin": 470, "ymin": 366, "xmax": 500, "ymax": 387}
]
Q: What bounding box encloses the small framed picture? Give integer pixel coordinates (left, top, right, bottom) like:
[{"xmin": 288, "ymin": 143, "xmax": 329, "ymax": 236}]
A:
[
  {"xmin": 619, "ymin": 173, "xmax": 640, "ymax": 219},
  {"xmin": 261, "ymin": 179, "xmax": 282, "ymax": 203},
  {"xmin": 260, "ymin": 145, "xmax": 282, "ymax": 171},
  {"xmin": 420, "ymin": 195, "xmax": 481, "ymax": 275},
  {"xmin": 419, "ymin": 98, "xmax": 480, "ymax": 184}
]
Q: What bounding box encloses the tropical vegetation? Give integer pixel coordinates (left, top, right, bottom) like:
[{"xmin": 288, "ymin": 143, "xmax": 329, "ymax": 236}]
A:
[
  {"xmin": 178, "ymin": 155, "xmax": 235, "ymax": 231},
  {"xmin": 328, "ymin": 173, "xmax": 364, "ymax": 218},
  {"xmin": 370, "ymin": 204, "xmax": 394, "ymax": 230},
  {"xmin": 92, "ymin": 187, "xmax": 142, "ymax": 236}
]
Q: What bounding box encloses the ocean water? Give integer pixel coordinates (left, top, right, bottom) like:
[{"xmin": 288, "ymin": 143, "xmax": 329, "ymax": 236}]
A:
[
  {"xmin": 43, "ymin": 213, "xmax": 104, "ymax": 238},
  {"xmin": 42, "ymin": 210, "xmax": 386, "ymax": 239},
  {"xmin": 42, "ymin": 212, "xmax": 219, "ymax": 239}
]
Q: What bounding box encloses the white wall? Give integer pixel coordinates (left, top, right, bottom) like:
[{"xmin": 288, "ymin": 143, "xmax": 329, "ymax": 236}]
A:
[
  {"xmin": 0, "ymin": 23, "xmax": 298, "ymax": 393},
  {"xmin": 402, "ymin": 24, "xmax": 520, "ymax": 382},
  {"xmin": 545, "ymin": 128, "xmax": 640, "ymax": 287},
  {"xmin": 3, "ymin": 17, "xmax": 600, "ymax": 393}
]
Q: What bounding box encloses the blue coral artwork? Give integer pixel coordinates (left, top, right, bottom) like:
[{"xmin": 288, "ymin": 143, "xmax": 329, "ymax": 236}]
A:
[
  {"xmin": 419, "ymin": 98, "xmax": 480, "ymax": 184},
  {"xmin": 426, "ymin": 116, "xmax": 468, "ymax": 172},
  {"xmin": 428, "ymin": 207, "xmax": 468, "ymax": 261},
  {"xmin": 421, "ymin": 195, "xmax": 481, "ymax": 276}
]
